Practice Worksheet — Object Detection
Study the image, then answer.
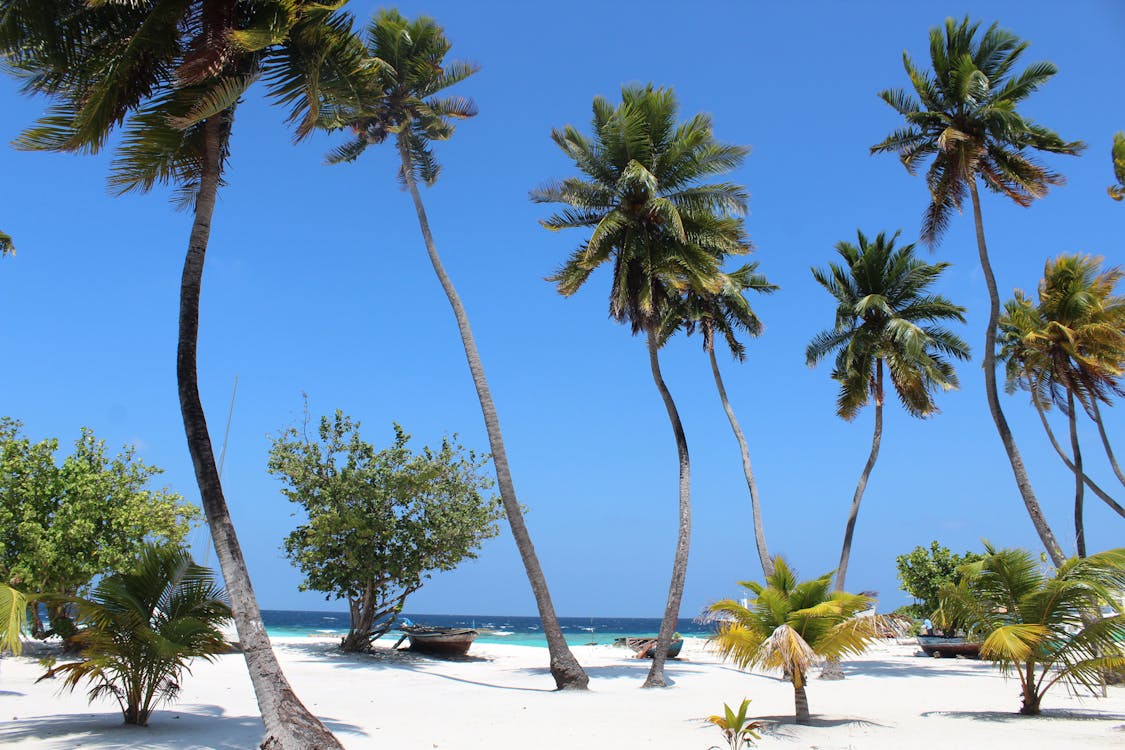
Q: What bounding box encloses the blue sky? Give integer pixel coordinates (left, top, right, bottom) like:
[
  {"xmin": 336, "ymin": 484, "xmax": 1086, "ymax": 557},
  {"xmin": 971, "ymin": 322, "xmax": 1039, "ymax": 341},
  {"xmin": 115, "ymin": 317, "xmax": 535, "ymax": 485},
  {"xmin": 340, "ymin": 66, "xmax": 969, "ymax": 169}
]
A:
[{"xmin": 1, "ymin": 1, "xmax": 1123, "ymax": 618}]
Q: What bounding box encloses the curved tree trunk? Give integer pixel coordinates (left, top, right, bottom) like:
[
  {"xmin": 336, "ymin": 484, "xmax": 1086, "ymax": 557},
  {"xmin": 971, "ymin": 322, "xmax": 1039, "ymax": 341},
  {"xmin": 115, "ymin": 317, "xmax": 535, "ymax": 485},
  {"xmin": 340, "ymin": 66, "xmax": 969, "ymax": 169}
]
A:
[
  {"xmin": 396, "ymin": 136, "xmax": 588, "ymax": 689},
  {"xmin": 643, "ymin": 330, "xmax": 692, "ymax": 689},
  {"xmin": 835, "ymin": 360, "xmax": 884, "ymax": 593},
  {"xmin": 968, "ymin": 180, "xmax": 1065, "ymax": 567},
  {"xmin": 180, "ymin": 117, "xmax": 343, "ymax": 749},
  {"xmin": 707, "ymin": 347, "xmax": 772, "ymax": 578},
  {"xmin": 1091, "ymin": 400, "xmax": 1125, "ymax": 489},
  {"xmin": 1068, "ymin": 391, "xmax": 1086, "ymax": 558},
  {"xmin": 1030, "ymin": 387, "xmax": 1125, "ymax": 519}
]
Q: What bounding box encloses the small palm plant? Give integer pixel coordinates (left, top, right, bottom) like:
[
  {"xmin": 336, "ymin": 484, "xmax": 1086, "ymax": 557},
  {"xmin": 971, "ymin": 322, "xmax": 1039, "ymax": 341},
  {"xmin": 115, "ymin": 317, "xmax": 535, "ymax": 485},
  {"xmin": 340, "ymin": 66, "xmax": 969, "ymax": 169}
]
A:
[
  {"xmin": 708, "ymin": 558, "xmax": 878, "ymax": 724},
  {"xmin": 707, "ymin": 698, "xmax": 763, "ymax": 749},
  {"xmin": 41, "ymin": 544, "xmax": 231, "ymax": 726},
  {"xmin": 939, "ymin": 544, "xmax": 1125, "ymax": 715}
]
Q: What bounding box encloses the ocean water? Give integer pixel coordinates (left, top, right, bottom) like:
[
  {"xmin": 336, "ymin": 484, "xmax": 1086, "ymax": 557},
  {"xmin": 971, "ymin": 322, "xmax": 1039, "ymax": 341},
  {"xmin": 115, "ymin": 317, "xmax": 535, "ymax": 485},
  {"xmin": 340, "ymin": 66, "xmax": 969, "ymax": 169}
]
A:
[{"xmin": 261, "ymin": 610, "xmax": 715, "ymax": 648}]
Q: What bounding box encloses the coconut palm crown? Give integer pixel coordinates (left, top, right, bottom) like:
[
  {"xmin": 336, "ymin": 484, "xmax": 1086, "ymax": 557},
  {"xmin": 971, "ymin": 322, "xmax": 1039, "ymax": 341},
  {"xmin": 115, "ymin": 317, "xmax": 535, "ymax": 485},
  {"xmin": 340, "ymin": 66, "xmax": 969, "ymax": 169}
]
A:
[{"xmin": 708, "ymin": 558, "xmax": 877, "ymax": 724}]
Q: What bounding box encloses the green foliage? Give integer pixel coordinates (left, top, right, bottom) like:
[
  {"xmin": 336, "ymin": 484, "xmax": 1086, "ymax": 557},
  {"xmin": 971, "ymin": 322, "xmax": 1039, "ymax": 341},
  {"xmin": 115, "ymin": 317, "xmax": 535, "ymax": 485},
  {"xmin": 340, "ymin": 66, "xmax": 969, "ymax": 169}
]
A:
[
  {"xmin": 0, "ymin": 582, "xmax": 28, "ymax": 655},
  {"xmin": 0, "ymin": 229, "xmax": 13, "ymax": 256},
  {"xmin": 42, "ymin": 543, "xmax": 231, "ymax": 726},
  {"xmin": 659, "ymin": 263, "xmax": 777, "ymax": 359},
  {"xmin": 895, "ymin": 541, "xmax": 983, "ymax": 618},
  {"xmin": 872, "ymin": 15, "xmax": 1083, "ymax": 245},
  {"xmin": 708, "ymin": 558, "xmax": 878, "ymax": 722},
  {"xmin": 0, "ymin": 418, "xmax": 199, "ymax": 635},
  {"xmin": 707, "ymin": 698, "xmax": 763, "ymax": 750},
  {"xmin": 1110, "ymin": 133, "xmax": 1125, "ymax": 201},
  {"xmin": 268, "ymin": 409, "xmax": 502, "ymax": 651},
  {"xmin": 939, "ymin": 545, "xmax": 1125, "ymax": 714}
]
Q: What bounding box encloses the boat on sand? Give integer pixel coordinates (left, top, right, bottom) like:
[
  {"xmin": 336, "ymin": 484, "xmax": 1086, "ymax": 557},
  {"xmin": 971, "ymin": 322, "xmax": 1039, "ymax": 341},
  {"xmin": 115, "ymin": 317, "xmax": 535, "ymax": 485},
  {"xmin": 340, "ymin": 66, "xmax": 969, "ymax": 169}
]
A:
[{"xmin": 396, "ymin": 625, "xmax": 478, "ymax": 656}]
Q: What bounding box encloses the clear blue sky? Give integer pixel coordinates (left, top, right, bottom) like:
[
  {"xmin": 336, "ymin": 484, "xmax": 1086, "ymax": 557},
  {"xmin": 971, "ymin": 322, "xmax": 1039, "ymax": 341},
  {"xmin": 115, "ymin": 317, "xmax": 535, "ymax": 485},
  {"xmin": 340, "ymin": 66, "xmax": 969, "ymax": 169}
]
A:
[{"xmin": 1, "ymin": 1, "xmax": 1122, "ymax": 618}]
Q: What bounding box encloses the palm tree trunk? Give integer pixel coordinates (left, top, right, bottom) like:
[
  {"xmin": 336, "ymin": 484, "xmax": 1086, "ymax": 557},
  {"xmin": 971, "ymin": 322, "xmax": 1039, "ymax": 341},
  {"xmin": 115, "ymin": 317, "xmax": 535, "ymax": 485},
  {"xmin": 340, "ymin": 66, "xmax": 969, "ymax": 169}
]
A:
[
  {"xmin": 643, "ymin": 330, "xmax": 692, "ymax": 689},
  {"xmin": 1091, "ymin": 399, "xmax": 1125, "ymax": 489},
  {"xmin": 1068, "ymin": 391, "xmax": 1086, "ymax": 557},
  {"xmin": 178, "ymin": 116, "xmax": 344, "ymax": 750},
  {"xmin": 968, "ymin": 179, "xmax": 1065, "ymax": 567},
  {"xmin": 793, "ymin": 682, "xmax": 811, "ymax": 724},
  {"xmin": 835, "ymin": 359, "xmax": 884, "ymax": 593},
  {"xmin": 396, "ymin": 136, "xmax": 588, "ymax": 689},
  {"xmin": 707, "ymin": 346, "xmax": 772, "ymax": 578},
  {"xmin": 1030, "ymin": 386, "xmax": 1125, "ymax": 518}
]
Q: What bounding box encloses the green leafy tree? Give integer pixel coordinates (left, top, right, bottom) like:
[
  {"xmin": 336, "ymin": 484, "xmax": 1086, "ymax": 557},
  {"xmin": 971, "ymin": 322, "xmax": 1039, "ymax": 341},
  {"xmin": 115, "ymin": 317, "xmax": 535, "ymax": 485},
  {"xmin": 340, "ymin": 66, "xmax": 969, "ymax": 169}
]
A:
[
  {"xmin": 43, "ymin": 543, "xmax": 231, "ymax": 726},
  {"xmin": 318, "ymin": 9, "xmax": 589, "ymax": 689},
  {"xmin": 895, "ymin": 541, "xmax": 983, "ymax": 619},
  {"xmin": 0, "ymin": 418, "xmax": 198, "ymax": 637},
  {"xmin": 872, "ymin": 16, "xmax": 1084, "ymax": 566},
  {"xmin": 534, "ymin": 84, "xmax": 749, "ymax": 688},
  {"xmin": 708, "ymin": 558, "xmax": 878, "ymax": 724},
  {"xmin": 1110, "ymin": 133, "xmax": 1125, "ymax": 201},
  {"xmin": 0, "ymin": 2, "xmax": 365, "ymax": 744},
  {"xmin": 661, "ymin": 265, "xmax": 778, "ymax": 579},
  {"xmin": 268, "ymin": 410, "xmax": 502, "ymax": 652},
  {"xmin": 807, "ymin": 231, "xmax": 969, "ymax": 593},
  {"xmin": 998, "ymin": 255, "xmax": 1125, "ymax": 555},
  {"xmin": 939, "ymin": 544, "xmax": 1125, "ymax": 714}
]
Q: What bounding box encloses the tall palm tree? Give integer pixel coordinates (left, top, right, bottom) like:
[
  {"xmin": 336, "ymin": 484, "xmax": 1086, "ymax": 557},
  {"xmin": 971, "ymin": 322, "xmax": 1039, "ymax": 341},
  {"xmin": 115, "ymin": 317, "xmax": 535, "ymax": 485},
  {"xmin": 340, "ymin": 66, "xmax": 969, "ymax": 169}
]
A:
[
  {"xmin": 939, "ymin": 544, "xmax": 1125, "ymax": 715},
  {"xmin": 660, "ymin": 264, "xmax": 778, "ymax": 578},
  {"xmin": 44, "ymin": 544, "xmax": 231, "ymax": 726},
  {"xmin": 0, "ymin": 2, "xmax": 363, "ymax": 745},
  {"xmin": 533, "ymin": 84, "xmax": 749, "ymax": 687},
  {"xmin": 1110, "ymin": 132, "xmax": 1125, "ymax": 201},
  {"xmin": 807, "ymin": 231, "xmax": 969, "ymax": 591},
  {"xmin": 318, "ymin": 10, "xmax": 588, "ymax": 689},
  {"xmin": 998, "ymin": 255, "xmax": 1125, "ymax": 555},
  {"xmin": 872, "ymin": 16, "xmax": 1084, "ymax": 567},
  {"xmin": 707, "ymin": 558, "xmax": 878, "ymax": 724}
]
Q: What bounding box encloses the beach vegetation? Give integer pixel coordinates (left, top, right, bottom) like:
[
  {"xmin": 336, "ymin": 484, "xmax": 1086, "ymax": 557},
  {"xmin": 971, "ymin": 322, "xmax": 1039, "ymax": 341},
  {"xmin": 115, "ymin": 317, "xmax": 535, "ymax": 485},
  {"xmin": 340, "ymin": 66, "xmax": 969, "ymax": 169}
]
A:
[
  {"xmin": 41, "ymin": 543, "xmax": 231, "ymax": 726},
  {"xmin": 707, "ymin": 557, "xmax": 878, "ymax": 724},
  {"xmin": 317, "ymin": 8, "xmax": 590, "ymax": 689},
  {"xmin": 535, "ymin": 83, "xmax": 750, "ymax": 688},
  {"xmin": 998, "ymin": 255, "xmax": 1125, "ymax": 553},
  {"xmin": 0, "ymin": 229, "xmax": 12, "ymax": 255},
  {"xmin": 707, "ymin": 698, "xmax": 763, "ymax": 749},
  {"xmin": 895, "ymin": 541, "xmax": 983, "ymax": 621},
  {"xmin": 0, "ymin": 583, "xmax": 29, "ymax": 655},
  {"xmin": 0, "ymin": 1, "xmax": 368, "ymax": 744},
  {"xmin": 872, "ymin": 16, "xmax": 1084, "ymax": 567},
  {"xmin": 268, "ymin": 409, "xmax": 502, "ymax": 653},
  {"xmin": 0, "ymin": 418, "xmax": 198, "ymax": 640},
  {"xmin": 661, "ymin": 265, "xmax": 778, "ymax": 579},
  {"xmin": 807, "ymin": 231, "xmax": 969, "ymax": 595},
  {"xmin": 938, "ymin": 544, "xmax": 1125, "ymax": 715},
  {"xmin": 1110, "ymin": 133, "xmax": 1125, "ymax": 201}
]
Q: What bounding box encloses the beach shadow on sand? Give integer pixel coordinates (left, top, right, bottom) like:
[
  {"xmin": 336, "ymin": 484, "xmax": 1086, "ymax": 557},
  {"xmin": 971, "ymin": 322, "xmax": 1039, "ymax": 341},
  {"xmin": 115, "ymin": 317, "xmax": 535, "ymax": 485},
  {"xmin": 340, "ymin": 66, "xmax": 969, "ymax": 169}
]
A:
[
  {"xmin": 0, "ymin": 705, "xmax": 365, "ymax": 748},
  {"xmin": 752, "ymin": 714, "xmax": 890, "ymax": 739},
  {"xmin": 922, "ymin": 708, "xmax": 1125, "ymax": 724},
  {"xmin": 840, "ymin": 657, "xmax": 990, "ymax": 679}
]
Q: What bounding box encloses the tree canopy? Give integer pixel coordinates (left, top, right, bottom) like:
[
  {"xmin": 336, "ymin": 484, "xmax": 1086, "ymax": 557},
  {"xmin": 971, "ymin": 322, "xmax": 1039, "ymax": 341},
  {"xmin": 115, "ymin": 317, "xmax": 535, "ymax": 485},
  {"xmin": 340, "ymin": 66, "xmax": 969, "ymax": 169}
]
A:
[
  {"xmin": 268, "ymin": 410, "xmax": 502, "ymax": 651},
  {"xmin": 895, "ymin": 540, "xmax": 983, "ymax": 619}
]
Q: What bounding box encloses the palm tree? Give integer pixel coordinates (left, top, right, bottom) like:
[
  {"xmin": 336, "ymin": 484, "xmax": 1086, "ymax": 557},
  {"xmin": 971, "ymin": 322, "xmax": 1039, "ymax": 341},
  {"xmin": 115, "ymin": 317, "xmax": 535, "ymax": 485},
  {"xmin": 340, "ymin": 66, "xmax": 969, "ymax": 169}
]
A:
[
  {"xmin": 533, "ymin": 84, "xmax": 749, "ymax": 687},
  {"xmin": 707, "ymin": 558, "xmax": 878, "ymax": 724},
  {"xmin": 1110, "ymin": 132, "xmax": 1125, "ymax": 201},
  {"xmin": 660, "ymin": 264, "xmax": 778, "ymax": 578},
  {"xmin": 0, "ymin": 2, "xmax": 363, "ymax": 745},
  {"xmin": 44, "ymin": 544, "xmax": 231, "ymax": 726},
  {"xmin": 0, "ymin": 230, "xmax": 12, "ymax": 256},
  {"xmin": 939, "ymin": 544, "xmax": 1125, "ymax": 715},
  {"xmin": 998, "ymin": 255, "xmax": 1125, "ymax": 555},
  {"xmin": 807, "ymin": 231, "xmax": 969, "ymax": 591},
  {"xmin": 0, "ymin": 583, "xmax": 28, "ymax": 655},
  {"xmin": 318, "ymin": 9, "xmax": 588, "ymax": 689},
  {"xmin": 872, "ymin": 16, "xmax": 1084, "ymax": 567}
]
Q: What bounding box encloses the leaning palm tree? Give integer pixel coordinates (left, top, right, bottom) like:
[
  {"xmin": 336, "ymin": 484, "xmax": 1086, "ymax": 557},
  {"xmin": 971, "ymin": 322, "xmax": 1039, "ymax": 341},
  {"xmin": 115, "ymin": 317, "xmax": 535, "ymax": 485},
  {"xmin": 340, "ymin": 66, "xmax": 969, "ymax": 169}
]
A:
[
  {"xmin": 807, "ymin": 231, "xmax": 969, "ymax": 591},
  {"xmin": 998, "ymin": 255, "xmax": 1125, "ymax": 555},
  {"xmin": 1110, "ymin": 132, "xmax": 1125, "ymax": 201},
  {"xmin": 318, "ymin": 10, "xmax": 588, "ymax": 689},
  {"xmin": 708, "ymin": 558, "xmax": 878, "ymax": 724},
  {"xmin": 0, "ymin": 2, "xmax": 364, "ymax": 745},
  {"xmin": 43, "ymin": 544, "xmax": 231, "ymax": 726},
  {"xmin": 533, "ymin": 84, "xmax": 749, "ymax": 687},
  {"xmin": 939, "ymin": 544, "xmax": 1125, "ymax": 715},
  {"xmin": 872, "ymin": 16, "xmax": 1084, "ymax": 566},
  {"xmin": 660, "ymin": 264, "xmax": 778, "ymax": 578}
]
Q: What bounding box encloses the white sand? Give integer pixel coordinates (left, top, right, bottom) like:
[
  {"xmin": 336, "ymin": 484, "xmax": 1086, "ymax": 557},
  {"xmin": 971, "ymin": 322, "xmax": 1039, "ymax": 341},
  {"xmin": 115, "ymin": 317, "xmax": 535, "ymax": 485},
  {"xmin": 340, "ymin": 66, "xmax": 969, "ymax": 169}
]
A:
[{"xmin": 1, "ymin": 636, "xmax": 1122, "ymax": 749}]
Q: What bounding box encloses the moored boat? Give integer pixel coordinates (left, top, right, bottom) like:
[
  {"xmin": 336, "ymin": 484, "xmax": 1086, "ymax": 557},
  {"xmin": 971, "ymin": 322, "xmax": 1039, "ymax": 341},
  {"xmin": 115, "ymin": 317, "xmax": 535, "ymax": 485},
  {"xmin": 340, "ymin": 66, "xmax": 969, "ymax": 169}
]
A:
[
  {"xmin": 398, "ymin": 625, "xmax": 478, "ymax": 656},
  {"xmin": 917, "ymin": 635, "xmax": 981, "ymax": 658},
  {"xmin": 614, "ymin": 637, "xmax": 684, "ymax": 659}
]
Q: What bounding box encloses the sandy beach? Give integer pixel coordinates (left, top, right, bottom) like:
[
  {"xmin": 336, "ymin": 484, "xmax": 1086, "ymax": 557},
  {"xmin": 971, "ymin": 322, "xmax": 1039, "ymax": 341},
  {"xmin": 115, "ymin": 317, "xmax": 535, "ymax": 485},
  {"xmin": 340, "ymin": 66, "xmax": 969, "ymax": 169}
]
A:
[{"xmin": 1, "ymin": 636, "xmax": 1121, "ymax": 749}]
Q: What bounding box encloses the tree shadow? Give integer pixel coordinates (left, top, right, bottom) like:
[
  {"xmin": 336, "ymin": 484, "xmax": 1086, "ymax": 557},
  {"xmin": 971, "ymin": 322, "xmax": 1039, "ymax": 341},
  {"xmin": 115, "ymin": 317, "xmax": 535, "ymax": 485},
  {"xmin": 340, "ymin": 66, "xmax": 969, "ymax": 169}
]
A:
[
  {"xmin": 0, "ymin": 705, "xmax": 366, "ymax": 748},
  {"xmin": 753, "ymin": 714, "xmax": 891, "ymax": 733},
  {"xmin": 839, "ymin": 658, "xmax": 991, "ymax": 679},
  {"xmin": 273, "ymin": 641, "xmax": 492, "ymax": 669},
  {"xmin": 922, "ymin": 708, "xmax": 1125, "ymax": 723}
]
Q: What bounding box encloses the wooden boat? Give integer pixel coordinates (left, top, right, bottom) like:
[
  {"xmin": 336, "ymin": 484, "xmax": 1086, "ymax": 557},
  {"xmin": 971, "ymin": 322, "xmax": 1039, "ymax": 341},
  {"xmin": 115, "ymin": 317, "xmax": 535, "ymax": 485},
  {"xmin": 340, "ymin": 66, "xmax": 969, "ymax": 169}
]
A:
[
  {"xmin": 397, "ymin": 625, "xmax": 478, "ymax": 656},
  {"xmin": 917, "ymin": 635, "xmax": 981, "ymax": 659},
  {"xmin": 614, "ymin": 637, "xmax": 684, "ymax": 659}
]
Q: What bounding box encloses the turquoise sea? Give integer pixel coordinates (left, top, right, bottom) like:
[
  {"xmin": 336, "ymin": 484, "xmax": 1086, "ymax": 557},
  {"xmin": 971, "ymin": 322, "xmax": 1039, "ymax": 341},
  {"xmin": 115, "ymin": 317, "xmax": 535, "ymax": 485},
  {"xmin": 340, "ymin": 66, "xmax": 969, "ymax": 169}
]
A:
[{"xmin": 262, "ymin": 610, "xmax": 714, "ymax": 648}]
